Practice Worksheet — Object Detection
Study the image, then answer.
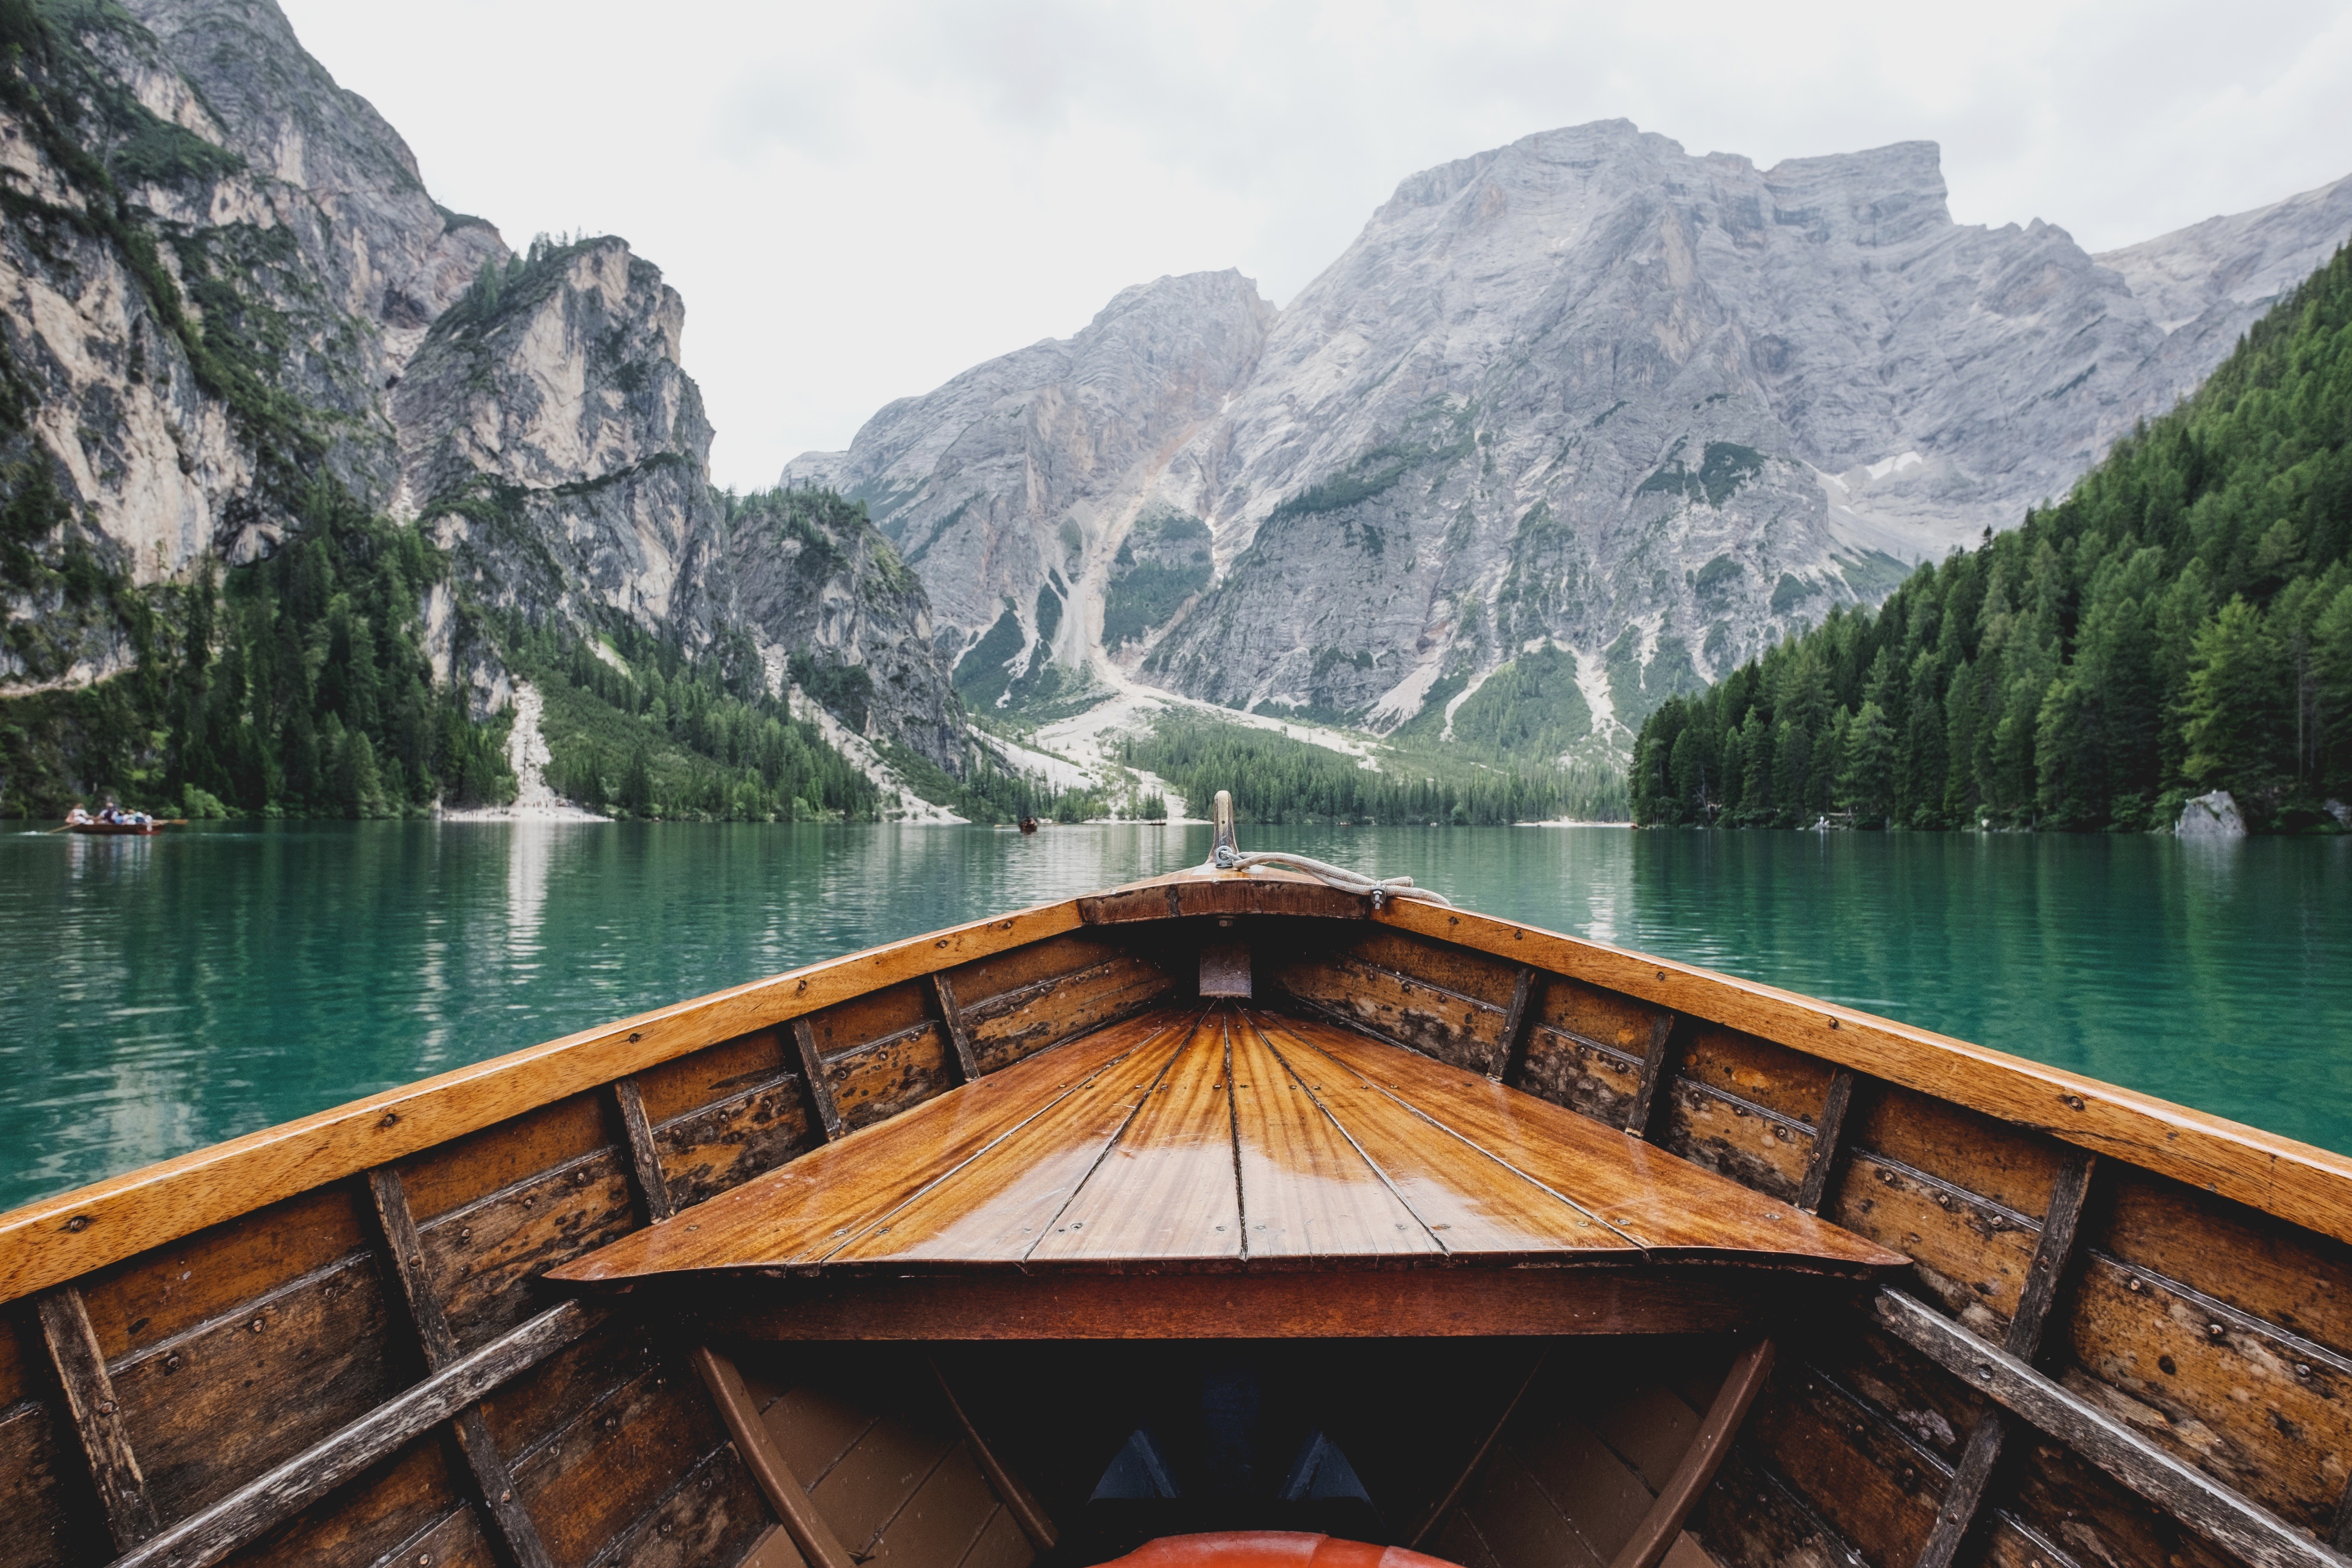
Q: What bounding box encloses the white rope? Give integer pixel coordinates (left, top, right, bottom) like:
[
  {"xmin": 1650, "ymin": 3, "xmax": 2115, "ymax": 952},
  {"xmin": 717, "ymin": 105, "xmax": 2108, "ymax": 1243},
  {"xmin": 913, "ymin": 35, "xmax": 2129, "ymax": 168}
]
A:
[{"xmin": 1208, "ymin": 847, "xmax": 1452, "ymax": 909}]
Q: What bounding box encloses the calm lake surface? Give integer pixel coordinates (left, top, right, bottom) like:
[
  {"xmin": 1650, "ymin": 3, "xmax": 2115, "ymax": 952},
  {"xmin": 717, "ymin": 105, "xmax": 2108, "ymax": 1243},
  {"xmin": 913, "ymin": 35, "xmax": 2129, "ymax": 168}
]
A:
[{"xmin": 3, "ymin": 821, "xmax": 2348, "ymax": 1210}]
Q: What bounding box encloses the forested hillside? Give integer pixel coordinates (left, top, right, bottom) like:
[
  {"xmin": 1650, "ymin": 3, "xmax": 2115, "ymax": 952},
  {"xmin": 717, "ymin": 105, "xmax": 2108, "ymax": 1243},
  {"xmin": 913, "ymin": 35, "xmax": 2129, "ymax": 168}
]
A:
[
  {"xmin": 1124, "ymin": 716, "xmax": 1627, "ymax": 826},
  {"xmin": 0, "ymin": 0, "xmax": 956, "ymax": 821},
  {"xmin": 1630, "ymin": 245, "xmax": 2352, "ymax": 833},
  {"xmin": 1, "ymin": 478, "xmax": 527, "ymax": 818}
]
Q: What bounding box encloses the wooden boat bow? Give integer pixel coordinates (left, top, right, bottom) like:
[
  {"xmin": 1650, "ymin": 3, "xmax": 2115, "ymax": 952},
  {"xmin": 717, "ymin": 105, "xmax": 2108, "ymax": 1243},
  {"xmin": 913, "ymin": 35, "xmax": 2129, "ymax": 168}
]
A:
[
  {"xmin": 547, "ymin": 999, "xmax": 1904, "ymax": 1338},
  {"xmin": 6, "ymin": 840, "xmax": 2352, "ymax": 1568}
]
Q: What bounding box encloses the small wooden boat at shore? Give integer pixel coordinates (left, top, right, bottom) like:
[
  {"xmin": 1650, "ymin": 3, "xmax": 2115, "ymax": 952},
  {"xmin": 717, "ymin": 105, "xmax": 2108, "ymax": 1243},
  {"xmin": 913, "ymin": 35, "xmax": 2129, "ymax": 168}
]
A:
[{"xmin": 4, "ymin": 796, "xmax": 2349, "ymax": 1568}]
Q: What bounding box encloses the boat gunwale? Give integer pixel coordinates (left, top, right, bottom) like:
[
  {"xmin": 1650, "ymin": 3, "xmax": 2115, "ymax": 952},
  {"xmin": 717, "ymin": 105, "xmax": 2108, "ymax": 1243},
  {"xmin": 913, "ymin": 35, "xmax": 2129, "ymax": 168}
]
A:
[
  {"xmin": 4, "ymin": 868, "xmax": 2351, "ymax": 1311},
  {"xmin": 0, "ymin": 895, "xmax": 1086, "ymax": 1306}
]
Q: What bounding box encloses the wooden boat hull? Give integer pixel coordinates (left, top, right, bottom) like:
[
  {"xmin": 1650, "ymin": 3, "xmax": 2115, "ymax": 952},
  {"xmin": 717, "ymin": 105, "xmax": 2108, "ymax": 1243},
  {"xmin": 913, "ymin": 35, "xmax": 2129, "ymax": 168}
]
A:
[
  {"xmin": 3, "ymin": 867, "xmax": 2348, "ymax": 1568},
  {"xmin": 63, "ymin": 822, "xmax": 159, "ymax": 835}
]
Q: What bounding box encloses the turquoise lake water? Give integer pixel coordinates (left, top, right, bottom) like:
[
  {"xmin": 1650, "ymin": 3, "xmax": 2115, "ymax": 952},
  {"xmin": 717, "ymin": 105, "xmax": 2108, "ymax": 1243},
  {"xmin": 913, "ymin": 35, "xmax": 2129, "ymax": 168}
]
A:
[{"xmin": 3, "ymin": 821, "xmax": 2347, "ymax": 1211}]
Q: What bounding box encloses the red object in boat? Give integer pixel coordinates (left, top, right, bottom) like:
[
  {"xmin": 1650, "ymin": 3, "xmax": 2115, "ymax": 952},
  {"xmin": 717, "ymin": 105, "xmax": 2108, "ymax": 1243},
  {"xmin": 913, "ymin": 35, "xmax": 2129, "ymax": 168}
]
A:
[{"xmin": 1094, "ymin": 1535, "xmax": 1458, "ymax": 1568}]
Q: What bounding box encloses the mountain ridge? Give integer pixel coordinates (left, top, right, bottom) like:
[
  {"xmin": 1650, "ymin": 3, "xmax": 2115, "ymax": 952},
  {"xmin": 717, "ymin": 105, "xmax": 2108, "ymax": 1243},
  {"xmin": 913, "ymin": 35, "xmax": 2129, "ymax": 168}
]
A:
[
  {"xmin": 796, "ymin": 121, "xmax": 2352, "ymax": 760},
  {"xmin": 0, "ymin": 0, "xmax": 968, "ymax": 816}
]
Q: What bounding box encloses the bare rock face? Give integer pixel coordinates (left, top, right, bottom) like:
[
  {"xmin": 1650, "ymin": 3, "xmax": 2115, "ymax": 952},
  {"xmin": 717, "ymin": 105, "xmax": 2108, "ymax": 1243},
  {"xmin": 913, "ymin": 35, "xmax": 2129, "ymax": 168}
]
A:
[
  {"xmin": 398, "ymin": 237, "xmax": 963, "ymax": 767},
  {"xmin": 788, "ymin": 270, "xmax": 1275, "ymax": 693},
  {"xmin": 1, "ymin": 0, "xmax": 967, "ymax": 773},
  {"xmin": 798, "ymin": 122, "xmax": 2352, "ymax": 754},
  {"xmin": 0, "ymin": 0, "xmax": 499, "ymax": 687},
  {"xmin": 397, "ymin": 238, "xmax": 723, "ymax": 635}
]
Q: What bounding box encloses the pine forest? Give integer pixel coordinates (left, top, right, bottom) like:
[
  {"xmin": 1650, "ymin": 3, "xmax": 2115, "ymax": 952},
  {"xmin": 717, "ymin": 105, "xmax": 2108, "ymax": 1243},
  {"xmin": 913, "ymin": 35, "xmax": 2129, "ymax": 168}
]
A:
[{"xmin": 1630, "ymin": 244, "xmax": 2352, "ymax": 833}]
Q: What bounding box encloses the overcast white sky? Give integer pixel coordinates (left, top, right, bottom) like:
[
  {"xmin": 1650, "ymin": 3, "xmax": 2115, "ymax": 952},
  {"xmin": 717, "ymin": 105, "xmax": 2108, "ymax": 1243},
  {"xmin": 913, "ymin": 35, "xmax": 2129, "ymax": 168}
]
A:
[{"xmin": 277, "ymin": 0, "xmax": 2352, "ymax": 490}]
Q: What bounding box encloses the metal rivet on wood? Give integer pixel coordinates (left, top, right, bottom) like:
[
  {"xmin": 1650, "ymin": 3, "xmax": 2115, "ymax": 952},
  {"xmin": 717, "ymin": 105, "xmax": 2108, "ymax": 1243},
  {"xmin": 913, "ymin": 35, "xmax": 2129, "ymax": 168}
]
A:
[
  {"xmin": 1625, "ymin": 1012, "xmax": 1686, "ymax": 1143},
  {"xmin": 107, "ymin": 1301, "xmax": 595, "ymax": 1568},
  {"xmin": 792, "ymin": 1017, "xmax": 845, "ymax": 1141},
  {"xmin": 1910, "ymin": 1152, "xmax": 2097, "ymax": 1568},
  {"xmin": 365, "ymin": 1168, "xmax": 556, "ymax": 1568},
  {"xmin": 931, "ymin": 972, "xmax": 983, "ymax": 1084},
  {"xmin": 37, "ymin": 1284, "xmax": 159, "ymax": 1551}
]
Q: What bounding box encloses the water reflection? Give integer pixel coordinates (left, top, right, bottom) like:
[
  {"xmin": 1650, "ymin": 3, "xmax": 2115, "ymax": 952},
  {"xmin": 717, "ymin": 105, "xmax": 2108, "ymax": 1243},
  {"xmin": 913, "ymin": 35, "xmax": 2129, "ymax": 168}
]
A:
[{"xmin": 1, "ymin": 821, "xmax": 2347, "ymax": 1211}]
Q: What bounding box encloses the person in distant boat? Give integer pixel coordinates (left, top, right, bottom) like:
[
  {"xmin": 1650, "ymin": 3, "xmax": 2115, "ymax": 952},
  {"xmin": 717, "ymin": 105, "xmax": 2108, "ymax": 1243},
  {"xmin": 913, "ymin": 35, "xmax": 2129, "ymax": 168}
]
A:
[
  {"xmin": 98, "ymin": 799, "xmax": 120, "ymax": 824},
  {"xmin": 1018, "ymin": 815, "xmax": 1039, "ymax": 835},
  {"xmin": 65, "ymin": 803, "xmax": 91, "ymax": 825}
]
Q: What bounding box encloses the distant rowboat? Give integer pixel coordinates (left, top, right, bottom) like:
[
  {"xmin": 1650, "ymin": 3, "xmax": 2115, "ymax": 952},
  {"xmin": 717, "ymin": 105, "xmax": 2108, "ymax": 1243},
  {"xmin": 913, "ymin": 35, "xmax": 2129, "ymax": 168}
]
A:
[{"xmin": 61, "ymin": 819, "xmax": 177, "ymax": 835}]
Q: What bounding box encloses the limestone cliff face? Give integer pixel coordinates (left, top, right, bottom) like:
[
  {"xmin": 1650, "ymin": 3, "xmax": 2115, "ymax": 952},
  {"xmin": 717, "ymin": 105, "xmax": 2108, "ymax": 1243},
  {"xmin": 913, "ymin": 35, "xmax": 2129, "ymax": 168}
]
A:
[
  {"xmin": 396, "ymin": 238, "xmax": 725, "ymax": 637},
  {"xmin": 394, "ymin": 237, "xmax": 963, "ymax": 767},
  {"xmin": 0, "ymin": 0, "xmax": 499, "ymax": 688},
  {"xmin": 796, "ymin": 122, "xmax": 2352, "ymax": 753},
  {"xmin": 1, "ymin": 0, "xmax": 965, "ymax": 774},
  {"xmin": 787, "ymin": 269, "xmax": 1275, "ymax": 694}
]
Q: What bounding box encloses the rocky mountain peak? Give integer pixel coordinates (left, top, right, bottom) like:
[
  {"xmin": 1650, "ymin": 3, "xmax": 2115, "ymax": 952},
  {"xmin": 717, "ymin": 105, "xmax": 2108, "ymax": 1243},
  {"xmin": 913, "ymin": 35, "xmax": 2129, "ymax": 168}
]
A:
[
  {"xmin": 789, "ymin": 267, "xmax": 1274, "ymax": 676},
  {"xmin": 797, "ymin": 120, "xmax": 2352, "ymax": 760},
  {"xmin": 2, "ymin": 0, "xmax": 970, "ymax": 808}
]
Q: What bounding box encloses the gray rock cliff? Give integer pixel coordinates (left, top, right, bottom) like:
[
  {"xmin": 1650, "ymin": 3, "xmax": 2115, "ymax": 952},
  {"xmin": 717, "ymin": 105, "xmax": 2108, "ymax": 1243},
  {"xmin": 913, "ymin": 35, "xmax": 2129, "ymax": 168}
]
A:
[
  {"xmin": 796, "ymin": 122, "xmax": 2352, "ymax": 757},
  {"xmin": 1, "ymin": 0, "xmax": 966, "ymax": 775},
  {"xmin": 396, "ymin": 235, "xmax": 963, "ymax": 767},
  {"xmin": 0, "ymin": 0, "xmax": 499, "ymax": 687},
  {"xmin": 787, "ymin": 269, "xmax": 1274, "ymax": 702}
]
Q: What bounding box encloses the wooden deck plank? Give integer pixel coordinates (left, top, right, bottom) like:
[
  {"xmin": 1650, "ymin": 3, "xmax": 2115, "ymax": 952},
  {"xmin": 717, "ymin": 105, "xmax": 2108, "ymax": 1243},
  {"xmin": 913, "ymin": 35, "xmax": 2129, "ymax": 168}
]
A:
[
  {"xmin": 558, "ymin": 1003, "xmax": 1899, "ymax": 1287},
  {"xmin": 805, "ymin": 1414, "xmax": 955, "ymax": 1554},
  {"xmin": 857, "ymin": 1443, "xmax": 999, "ymax": 1567},
  {"xmin": 546, "ymin": 1013, "xmax": 1180, "ymax": 1284},
  {"xmin": 953, "ymin": 1504, "xmax": 1036, "ymax": 1568},
  {"xmin": 1227, "ymin": 1011, "xmax": 1434, "ymax": 1260},
  {"xmin": 1026, "ymin": 1012, "xmax": 1242, "ymax": 1265},
  {"xmin": 1509, "ymin": 1414, "xmax": 1655, "ymax": 1564},
  {"xmin": 1287, "ymin": 1018, "xmax": 1905, "ymax": 1273},
  {"xmin": 1247, "ymin": 1013, "xmax": 1635, "ymax": 1260},
  {"xmin": 830, "ymin": 1016, "xmax": 1197, "ymax": 1266},
  {"xmin": 760, "ymin": 1385, "xmax": 876, "ymax": 1489}
]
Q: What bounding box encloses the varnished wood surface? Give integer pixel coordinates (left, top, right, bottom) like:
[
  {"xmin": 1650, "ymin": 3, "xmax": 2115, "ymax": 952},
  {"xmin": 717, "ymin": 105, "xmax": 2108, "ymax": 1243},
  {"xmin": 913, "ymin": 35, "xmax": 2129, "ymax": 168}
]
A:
[
  {"xmin": 1025, "ymin": 1011, "xmax": 1240, "ymax": 1265},
  {"xmin": 9, "ymin": 862, "xmax": 2352, "ymax": 1568},
  {"xmin": 683, "ymin": 1267, "xmax": 1790, "ymax": 1340},
  {"xmin": 11, "ymin": 861, "xmax": 2352, "ymax": 1314},
  {"xmin": 1373, "ymin": 894, "xmax": 2352, "ymax": 1249},
  {"xmin": 551, "ymin": 1005, "xmax": 1905, "ymax": 1287}
]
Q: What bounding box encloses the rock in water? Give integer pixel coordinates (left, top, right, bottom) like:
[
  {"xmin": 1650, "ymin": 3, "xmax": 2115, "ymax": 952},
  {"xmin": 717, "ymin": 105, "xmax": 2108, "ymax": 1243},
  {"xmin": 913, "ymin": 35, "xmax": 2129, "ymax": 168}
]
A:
[{"xmin": 2177, "ymin": 791, "xmax": 2246, "ymax": 839}]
